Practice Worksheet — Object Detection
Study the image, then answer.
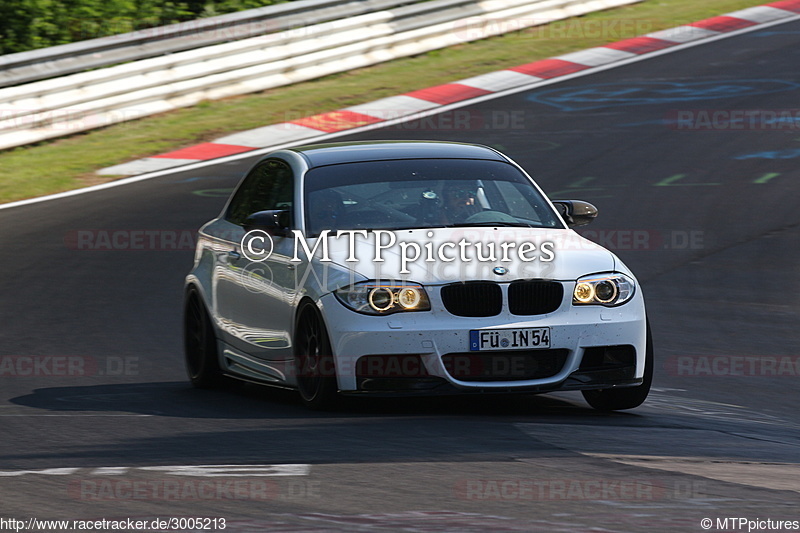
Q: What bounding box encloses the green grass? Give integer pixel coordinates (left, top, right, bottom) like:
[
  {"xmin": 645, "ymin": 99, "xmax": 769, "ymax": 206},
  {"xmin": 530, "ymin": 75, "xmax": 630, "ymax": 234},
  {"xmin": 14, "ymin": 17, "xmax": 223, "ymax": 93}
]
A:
[{"xmin": 0, "ymin": 0, "xmax": 775, "ymax": 203}]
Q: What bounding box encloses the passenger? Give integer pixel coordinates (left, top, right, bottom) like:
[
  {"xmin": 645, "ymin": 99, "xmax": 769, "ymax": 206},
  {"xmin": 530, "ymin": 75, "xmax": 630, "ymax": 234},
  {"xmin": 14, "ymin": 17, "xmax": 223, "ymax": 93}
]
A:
[{"xmin": 310, "ymin": 189, "xmax": 344, "ymax": 233}]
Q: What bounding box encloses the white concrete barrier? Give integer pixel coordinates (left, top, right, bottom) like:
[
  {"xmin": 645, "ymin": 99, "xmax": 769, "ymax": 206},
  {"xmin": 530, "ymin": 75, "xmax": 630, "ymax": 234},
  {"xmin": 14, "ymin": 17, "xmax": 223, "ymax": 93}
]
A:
[{"xmin": 0, "ymin": 0, "xmax": 639, "ymax": 151}]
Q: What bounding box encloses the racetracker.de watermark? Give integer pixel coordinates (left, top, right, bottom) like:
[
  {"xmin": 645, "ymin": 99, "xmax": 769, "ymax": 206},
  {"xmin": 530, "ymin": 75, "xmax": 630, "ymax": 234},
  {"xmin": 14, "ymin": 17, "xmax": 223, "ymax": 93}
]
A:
[
  {"xmin": 667, "ymin": 109, "xmax": 800, "ymax": 130},
  {"xmin": 382, "ymin": 110, "xmax": 526, "ymax": 131},
  {"xmin": 65, "ymin": 230, "xmax": 198, "ymax": 251},
  {"xmin": 0, "ymin": 517, "xmax": 228, "ymax": 532},
  {"xmin": 64, "ymin": 228, "xmax": 706, "ymax": 253},
  {"xmin": 0, "ymin": 108, "xmax": 145, "ymax": 132},
  {"xmin": 455, "ymin": 478, "xmax": 707, "ymax": 501},
  {"xmin": 665, "ymin": 355, "xmax": 800, "ymax": 377},
  {"xmin": 576, "ymin": 229, "xmax": 704, "ymax": 251},
  {"xmin": 0, "ymin": 356, "xmax": 139, "ymax": 377},
  {"xmin": 280, "ymin": 110, "xmax": 527, "ymax": 131},
  {"xmin": 69, "ymin": 474, "xmax": 320, "ymax": 502},
  {"xmin": 450, "ymin": 17, "xmax": 656, "ymax": 42}
]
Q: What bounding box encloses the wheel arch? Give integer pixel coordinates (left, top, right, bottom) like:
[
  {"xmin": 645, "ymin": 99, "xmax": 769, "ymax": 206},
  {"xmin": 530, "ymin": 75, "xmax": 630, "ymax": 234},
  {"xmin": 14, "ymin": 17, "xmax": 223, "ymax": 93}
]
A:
[{"xmin": 293, "ymin": 295, "xmax": 332, "ymax": 352}]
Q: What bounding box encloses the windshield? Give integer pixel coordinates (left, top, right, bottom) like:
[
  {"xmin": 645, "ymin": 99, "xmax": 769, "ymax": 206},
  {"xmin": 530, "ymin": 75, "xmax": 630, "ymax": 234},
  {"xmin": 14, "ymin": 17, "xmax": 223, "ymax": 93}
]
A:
[{"xmin": 303, "ymin": 158, "xmax": 561, "ymax": 237}]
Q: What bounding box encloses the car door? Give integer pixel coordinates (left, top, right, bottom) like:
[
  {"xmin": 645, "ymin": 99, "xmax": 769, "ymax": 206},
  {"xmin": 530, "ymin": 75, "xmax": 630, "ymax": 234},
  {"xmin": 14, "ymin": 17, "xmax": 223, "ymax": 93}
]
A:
[{"xmin": 213, "ymin": 158, "xmax": 297, "ymax": 362}]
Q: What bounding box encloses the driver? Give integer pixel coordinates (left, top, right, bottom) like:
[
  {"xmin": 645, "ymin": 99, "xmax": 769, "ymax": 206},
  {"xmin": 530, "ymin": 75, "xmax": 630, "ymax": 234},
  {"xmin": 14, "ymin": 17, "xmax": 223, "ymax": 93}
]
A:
[{"xmin": 440, "ymin": 183, "xmax": 481, "ymax": 224}]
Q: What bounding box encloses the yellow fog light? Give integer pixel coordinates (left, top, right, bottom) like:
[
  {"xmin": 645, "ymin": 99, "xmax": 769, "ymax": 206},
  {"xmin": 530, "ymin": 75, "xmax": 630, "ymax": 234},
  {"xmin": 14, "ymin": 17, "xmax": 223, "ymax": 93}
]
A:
[
  {"xmin": 574, "ymin": 282, "xmax": 595, "ymax": 303},
  {"xmin": 397, "ymin": 288, "xmax": 422, "ymax": 309}
]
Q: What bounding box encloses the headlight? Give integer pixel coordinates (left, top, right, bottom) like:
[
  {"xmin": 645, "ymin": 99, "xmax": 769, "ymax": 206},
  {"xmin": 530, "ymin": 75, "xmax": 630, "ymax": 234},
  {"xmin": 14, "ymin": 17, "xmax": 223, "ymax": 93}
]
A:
[
  {"xmin": 335, "ymin": 282, "xmax": 431, "ymax": 315},
  {"xmin": 573, "ymin": 273, "xmax": 635, "ymax": 307}
]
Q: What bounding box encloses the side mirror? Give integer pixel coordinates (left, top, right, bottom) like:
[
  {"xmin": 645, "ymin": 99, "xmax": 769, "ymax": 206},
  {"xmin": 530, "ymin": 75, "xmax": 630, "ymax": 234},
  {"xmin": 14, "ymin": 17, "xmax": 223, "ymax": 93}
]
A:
[
  {"xmin": 243, "ymin": 210, "xmax": 291, "ymax": 236},
  {"xmin": 552, "ymin": 200, "xmax": 598, "ymax": 227}
]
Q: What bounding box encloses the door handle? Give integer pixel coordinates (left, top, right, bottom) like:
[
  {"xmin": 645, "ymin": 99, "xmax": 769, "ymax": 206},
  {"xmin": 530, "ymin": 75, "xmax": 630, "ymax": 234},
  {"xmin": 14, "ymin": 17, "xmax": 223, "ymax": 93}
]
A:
[{"xmin": 227, "ymin": 250, "xmax": 241, "ymax": 261}]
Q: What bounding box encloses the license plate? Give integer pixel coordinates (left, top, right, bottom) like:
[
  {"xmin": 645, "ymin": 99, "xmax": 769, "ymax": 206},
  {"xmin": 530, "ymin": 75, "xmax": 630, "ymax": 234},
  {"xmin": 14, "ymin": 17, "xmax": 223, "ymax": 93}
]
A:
[{"xmin": 469, "ymin": 328, "xmax": 550, "ymax": 351}]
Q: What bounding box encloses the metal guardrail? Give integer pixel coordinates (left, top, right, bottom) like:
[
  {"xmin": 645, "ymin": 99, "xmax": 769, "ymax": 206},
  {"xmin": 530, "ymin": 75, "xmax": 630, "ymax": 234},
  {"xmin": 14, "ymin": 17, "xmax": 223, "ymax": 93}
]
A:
[
  {"xmin": 0, "ymin": 0, "xmax": 421, "ymax": 87},
  {"xmin": 0, "ymin": 0, "xmax": 640, "ymax": 151}
]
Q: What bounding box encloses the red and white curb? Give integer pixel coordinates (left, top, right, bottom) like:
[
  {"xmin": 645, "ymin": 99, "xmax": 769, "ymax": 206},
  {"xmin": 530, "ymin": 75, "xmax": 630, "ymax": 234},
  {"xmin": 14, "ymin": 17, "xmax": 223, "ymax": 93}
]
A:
[{"xmin": 98, "ymin": 1, "xmax": 800, "ymax": 176}]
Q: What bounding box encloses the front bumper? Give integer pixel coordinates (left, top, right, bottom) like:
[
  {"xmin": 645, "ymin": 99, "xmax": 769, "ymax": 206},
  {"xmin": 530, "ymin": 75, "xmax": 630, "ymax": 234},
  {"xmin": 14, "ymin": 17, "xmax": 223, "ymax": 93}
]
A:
[{"xmin": 319, "ymin": 286, "xmax": 647, "ymax": 394}]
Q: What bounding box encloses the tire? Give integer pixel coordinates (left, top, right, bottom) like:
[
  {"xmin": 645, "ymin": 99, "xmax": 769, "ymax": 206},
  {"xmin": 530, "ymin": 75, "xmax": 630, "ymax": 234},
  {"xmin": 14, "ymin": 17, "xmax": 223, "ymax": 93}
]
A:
[
  {"xmin": 184, "ymin": 287, "xmax": 224, "ymax": 388},
  {"xmin": 294, "ymin": 301, "xmax": 339, "ymax": 410},
  {"xmin": 582, "ymin": 319, "xmax": 653, "ymax": 411}
]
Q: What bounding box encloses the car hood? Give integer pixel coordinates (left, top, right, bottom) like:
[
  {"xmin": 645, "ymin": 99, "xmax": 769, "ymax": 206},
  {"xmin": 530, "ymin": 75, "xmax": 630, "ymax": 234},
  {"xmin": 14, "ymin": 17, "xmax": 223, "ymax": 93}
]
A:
[{"xmin": 315, "ymin": 227, "xmax": 618, "ymax": 286}]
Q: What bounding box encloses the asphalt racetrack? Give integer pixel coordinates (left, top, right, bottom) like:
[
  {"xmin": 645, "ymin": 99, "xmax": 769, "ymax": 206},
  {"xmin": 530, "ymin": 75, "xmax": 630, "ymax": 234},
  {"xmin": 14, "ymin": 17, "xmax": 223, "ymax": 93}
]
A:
[{"xmin": 1, "ymin": 18, "xmax": 799, "ymax": 532}]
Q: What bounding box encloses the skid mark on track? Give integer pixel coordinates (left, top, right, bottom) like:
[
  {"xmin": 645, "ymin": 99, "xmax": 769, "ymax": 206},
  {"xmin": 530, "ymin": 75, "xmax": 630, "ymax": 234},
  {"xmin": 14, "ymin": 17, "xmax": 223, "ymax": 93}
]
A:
[
  {"xmin": 589, "ymin": 456, "xmax": 800, "ymax": 494},
  {"xmin": 641, "ymin": 392, "xmax": 800, "ymax": 431}
]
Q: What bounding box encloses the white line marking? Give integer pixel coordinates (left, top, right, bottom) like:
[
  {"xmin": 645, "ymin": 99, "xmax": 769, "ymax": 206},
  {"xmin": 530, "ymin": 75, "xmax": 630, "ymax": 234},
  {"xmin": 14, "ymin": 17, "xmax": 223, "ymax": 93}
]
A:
[
  {"xmin": 91, "ymin": 467, "xmax": 130, "ymax": 475},
  {"xmin": 647, "ymin": 26, "xmax": 719, "ymax": 43},
  {"xmin": 1, "ymin": 11, "xmax": 798, "ymax": 212},
  {"xmin": 556, "ymin": 47, "xmax": 637, "ymax": 66},
  {"xmin": 0, "ymin": 464, "xmax": 311, "ymax": 477},
  {"xmin": 345, "ymin": 95, "xmax": 441, "ymax": 117},
  {"xmin": 212, "ymin": 123, "xmax": 322, "ymax": 149},
  {"xmin": 728, "ymin": 6, "xmax": 795, "ymax": 23},
  {"xmin": 0, "ymin": 414, "xmax": 153, "ymax": 417},
  {"xmin": 0, "ymin": 468, "xmax": 80, "ymax": 477},
  {"xmin": 139, "ymin": 464, "xmax": 311, "ymax": 477},
  {"xmin": 454, "ymin": 70, "xmax": 542, "ymax": 92},
  {"xmin": 97, "ymin": 157, "xmax": 199, "ymax": 175}
]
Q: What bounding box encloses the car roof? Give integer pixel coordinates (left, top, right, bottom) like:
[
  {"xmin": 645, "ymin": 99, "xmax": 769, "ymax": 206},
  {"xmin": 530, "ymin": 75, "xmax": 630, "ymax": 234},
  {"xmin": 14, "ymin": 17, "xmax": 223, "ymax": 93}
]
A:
[{"xmin": 287, "ymin": 140, "xmax": 508, "ymax": 168}]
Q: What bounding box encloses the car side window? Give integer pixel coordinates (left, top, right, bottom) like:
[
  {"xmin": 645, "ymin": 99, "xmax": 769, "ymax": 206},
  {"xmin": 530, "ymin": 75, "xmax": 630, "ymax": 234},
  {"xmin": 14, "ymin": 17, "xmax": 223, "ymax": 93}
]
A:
[{"xmin": 226, "ymin": 159, "xmax": 294, "ymax": 226}]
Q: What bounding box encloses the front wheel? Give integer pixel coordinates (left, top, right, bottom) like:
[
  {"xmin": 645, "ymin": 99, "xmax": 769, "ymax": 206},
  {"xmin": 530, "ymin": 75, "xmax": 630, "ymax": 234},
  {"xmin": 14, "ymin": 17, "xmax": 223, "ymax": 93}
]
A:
[
  {"xmin": 294, "ymin": 301, "xmax": 339, "ymax": 410},
  {"xmin": 582, "ymin": 319, "xmax": 653, "ymax": 411},
  {"xmin": 184, "ymin": 287, "xmax": 224, "ymax": 388}
]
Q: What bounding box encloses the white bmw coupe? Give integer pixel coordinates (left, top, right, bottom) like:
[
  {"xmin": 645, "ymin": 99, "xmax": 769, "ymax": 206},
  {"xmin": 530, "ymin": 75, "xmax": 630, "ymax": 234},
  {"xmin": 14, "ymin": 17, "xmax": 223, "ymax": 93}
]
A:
[{"xmin": 184, "ymin": 141, "xmax": 652, "ymax": 410}]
